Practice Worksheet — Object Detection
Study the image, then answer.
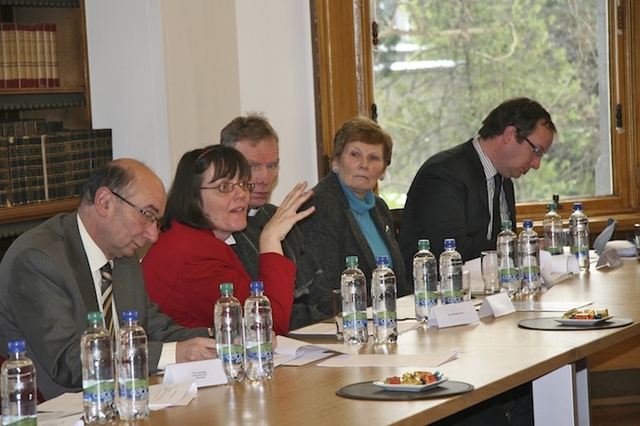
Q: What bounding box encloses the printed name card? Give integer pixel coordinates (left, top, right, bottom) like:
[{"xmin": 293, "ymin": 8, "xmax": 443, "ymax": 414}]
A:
[
  {"xmin": 427, "ymin": 301, "xmax": 479, "ymax": 328},
  {"xmin": 163, "ymin": 359, "xmax": 227, "ymax": 388},
  {"xmin": 478, "ymin": 292, "xmax": 516, "ymax": 318}
]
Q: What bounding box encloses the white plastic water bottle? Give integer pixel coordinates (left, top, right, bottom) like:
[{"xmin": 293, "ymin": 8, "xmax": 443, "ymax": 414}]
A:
[
  {"xmin": 340, "ymin": 256, "xmax": 368, "ymax": 345},
  {"xmin": 519, "ymin": 220, "xmax": 542, "ymax": 295},
  {"xmin": 412, "ymin": 239, "xmax": 438, "ymax": 322},
  {"xmin": 213, "ymin": 283, "xmax": 245, "ymax": 382},
  {"xmin": 439, "ymin": 238, "xmax": 463, "ymax": 304},
  {"xmin": 371, "ymin": 255, "xmax": 398, "ymax": 344},
  {"xmin": 1, "ymin": 340, "xmax": 37, "ymax": 426},
  {"xmin": 116, "ymin": 310, "xmax": 149, "ymax": 420},
  {"xmin": 543, "ymin": 203, "xmax": 563, "ymax": 255},
  {"xmin": 243, "ymin": 281, "xmax": 273, "ymax": 381},
  {"xmin": 569, "ymin": 202, "xmax": 590, "ymax": 271},
  {"xmin": 497, "ymin": 220, "xmax": 521, "ymax": 297},
  {"xmin": 81, "ymin": 311, "xmax": 115, "ymax": 424}
]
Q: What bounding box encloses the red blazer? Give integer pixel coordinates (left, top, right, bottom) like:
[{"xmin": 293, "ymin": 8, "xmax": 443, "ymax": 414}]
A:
[{"xmin": 142, "ymin": 220, "xmax": 295, "ymax": 335}]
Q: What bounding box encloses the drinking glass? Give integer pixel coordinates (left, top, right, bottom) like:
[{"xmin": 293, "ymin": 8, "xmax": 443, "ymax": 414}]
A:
[{"xmin": 481, "ymin": 250, "xmax": 500, "ymax": 294}]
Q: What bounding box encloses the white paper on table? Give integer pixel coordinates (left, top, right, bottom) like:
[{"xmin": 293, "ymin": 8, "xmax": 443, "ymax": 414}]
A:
[
  {"xmin": 37, "ymin": 392, "xmax": 82, "ymax": 414},
  {"xmin": 273, "ymin": 335, "xmax": 356, "ymax": 367},
  {"xmin": 510, "ymin": 300, "xmax": 592, "ymax": 312},
  {"xmin": 316, "ymin": 348, "xmax": 458, "ymax": 368},
  {"xmin": 37, "ymin": 412, "xmax": 84, "ymax": 426},
  {"xmin": 426, "ymin": 302, "xmax": 479, "ymax": 328},
  {"xmin": 149, "ymin": 381, "xmax": 198, "ymax": 410},
  {"xmin": 289, "ymin": 319, "xmax": 422, "ymax": 338}
]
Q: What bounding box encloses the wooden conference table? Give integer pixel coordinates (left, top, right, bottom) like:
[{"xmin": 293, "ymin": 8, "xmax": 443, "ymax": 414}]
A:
[{"xmin": 143, "ymin": 259, "xmax": 640, "ymax": 425}]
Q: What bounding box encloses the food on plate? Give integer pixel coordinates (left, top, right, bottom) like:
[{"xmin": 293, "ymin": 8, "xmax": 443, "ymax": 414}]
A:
[
  {"xmin": 562, "ymin": 308, "xmax": 609, "ymax": 320},
  {"xmin": 383, "ymin": 371, "xmax": 443, "ymax": 385}
]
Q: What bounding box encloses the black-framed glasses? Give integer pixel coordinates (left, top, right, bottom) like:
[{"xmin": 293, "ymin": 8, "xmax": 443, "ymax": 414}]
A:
[
  {"xmin": 200, "ymin": 181, "xmax": 255, "ymax": 193},
  {"xmin": 110, "ymin": 189, "xmax": 161, "ymax": 228},
  {"xmin": 517, "ymin": 130, "xmax": 545, "ymax": 158}
]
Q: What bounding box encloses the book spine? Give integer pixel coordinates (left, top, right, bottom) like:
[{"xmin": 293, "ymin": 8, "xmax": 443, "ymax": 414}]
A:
[
  {"xmin": 49, "ymin": 23, "xmax": 59, "ymax": 87},
  {"xmin": 0, "ymin": 25, "xmax": 6, "ymax": 89},
  {"xmin": 5, "ymin": 23, "xmax": 18, "ymax": 89},
  {"xmin": 35, "ymin": 23, "xmax": 46, "ymax": 88},
  {"xmin": 0, "ymin": 137, "xmax": 9, "ymax": 208}
]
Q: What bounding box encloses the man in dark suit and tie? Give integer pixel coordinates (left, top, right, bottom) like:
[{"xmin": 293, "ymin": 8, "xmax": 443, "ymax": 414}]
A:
[
  {"xmin": 399, "ymin": 97, "xmax": 556, "ymax": 267},
  {"xmin": 401, "ymin": 98, "xmax": 556, "ymax": 426},
  {"xmin": 0, "ymin": 159, "xmax": 217, "ymax": 399}
]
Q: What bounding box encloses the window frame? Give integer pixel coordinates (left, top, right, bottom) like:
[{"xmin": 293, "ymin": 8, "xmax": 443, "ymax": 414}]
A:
[{"xmin": 310, "ymin": 0, "xmax": 640, "ymax": 235}]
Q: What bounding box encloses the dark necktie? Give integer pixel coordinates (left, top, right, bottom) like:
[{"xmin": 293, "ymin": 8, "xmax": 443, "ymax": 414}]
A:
[
  {"xmin": 100, "ymin": 262, "xmax": 115, "ymax": 339},
  {"xmin": 492, "ymin": 174, "xmax": 503, "ymax": 241}
]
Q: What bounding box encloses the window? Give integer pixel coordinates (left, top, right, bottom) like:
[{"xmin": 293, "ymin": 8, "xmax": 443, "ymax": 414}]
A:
[
  {"xmin": 373, "ymin": 0, "xmax": 610, "ymax": 208},
  {"xmin": 311, "ymin": 0, "xmax": 640, "ymax": 233}
]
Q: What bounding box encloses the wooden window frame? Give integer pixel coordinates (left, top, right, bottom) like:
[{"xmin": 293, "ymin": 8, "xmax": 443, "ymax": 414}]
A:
[{"xmin": 310, "ymin": 0, "xmax": 640, "ymax": 236}]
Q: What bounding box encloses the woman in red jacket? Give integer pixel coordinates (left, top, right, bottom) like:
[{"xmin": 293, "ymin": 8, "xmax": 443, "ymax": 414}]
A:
[{"xmin": 142, "ymin": 145, "xmax": 314, "ymax": 335}]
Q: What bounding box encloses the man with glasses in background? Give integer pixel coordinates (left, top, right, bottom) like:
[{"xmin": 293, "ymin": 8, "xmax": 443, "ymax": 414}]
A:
[
  {"xmin": 220, "ymin": 114, "xmax": 331, "ymax": 329},
  {"xmin": 399, "ymin": 97, "xmax": 556, "ymax": 264},
  {"xmin": 399, "ymin": 98, "xmax": 554, "ymax": 426},
  {"xmin": 0, "ymin": 158, "xmax": 217, "ymax": 400}
]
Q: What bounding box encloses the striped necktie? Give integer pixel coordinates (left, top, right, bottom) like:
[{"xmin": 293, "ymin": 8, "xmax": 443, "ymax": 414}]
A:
[
  {"xmin": 100, "ymin": 262, "xmax": 115, "ymax": 339},
  {"xmin": 492, "ymin": 174, "xmax": 503, "ymax": 241}
]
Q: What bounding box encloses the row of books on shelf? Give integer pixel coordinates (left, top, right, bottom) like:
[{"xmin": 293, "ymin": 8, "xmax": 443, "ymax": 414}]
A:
[
  {"xmin": 0, "ymin": 125, "xmax": 112, "ymax": 208},
  {"xmin": 0, "ymin": 22, "xmax": 60, "ymax": 89}
]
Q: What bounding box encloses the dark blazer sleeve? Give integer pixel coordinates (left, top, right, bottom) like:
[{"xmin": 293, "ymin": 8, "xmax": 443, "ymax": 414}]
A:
[{"xmin": 399, "ymin": 141, "xmax": 496, "ymax": 267}]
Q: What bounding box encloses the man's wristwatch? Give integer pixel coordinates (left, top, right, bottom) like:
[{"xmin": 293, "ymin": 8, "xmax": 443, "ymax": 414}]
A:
[{"xmin": 207, "ymin": 327, "xmax": 215, "ymax": 338}]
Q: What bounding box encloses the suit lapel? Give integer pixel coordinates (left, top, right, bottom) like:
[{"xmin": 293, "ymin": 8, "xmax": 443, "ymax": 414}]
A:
[{"xmin": 63, "ymin": 214, "xmax": 100, "ymax": 312}]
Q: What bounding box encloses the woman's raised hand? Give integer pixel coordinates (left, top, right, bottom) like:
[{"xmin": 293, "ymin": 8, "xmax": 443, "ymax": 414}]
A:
[{"xmin": 259, "ymin": 182, "xmax": 315, "ymax": 254}]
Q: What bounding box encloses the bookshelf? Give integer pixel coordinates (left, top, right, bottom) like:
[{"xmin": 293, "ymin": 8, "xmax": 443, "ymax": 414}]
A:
[{"xmin": 0, "ymin": 0, "xmax": 90, "ymax": 225}]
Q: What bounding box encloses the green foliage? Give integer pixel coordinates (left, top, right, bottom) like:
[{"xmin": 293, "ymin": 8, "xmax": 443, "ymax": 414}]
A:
[{"xmin": 374, "ymin": 0, "xmax": 607, "ymax": 208}]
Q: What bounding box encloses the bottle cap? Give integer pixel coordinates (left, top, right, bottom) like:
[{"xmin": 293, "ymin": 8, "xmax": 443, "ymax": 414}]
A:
[
  {"xmin": 376, "ymin": 255, "xmax": 389, "ymax": 266},
  {"xmin": 418, "ymin": 239, "xmax": 430, "ymax": 250},
  {"xmin": 501, "ymin": 220, "xmax": 512, "ymax": 230},
  {"xmin": 250, "ymin": 281, "xmax": 264, "ymax": 293},
  {"xmin": 573, "ymin": 202, "xmax": 583, "ymax": 210},
  {"xmin": 444, "ymin": 238, "xmax": 456, "ymax": 248},
  {"xmin": 8, "ymin": 340, "xmax": 26, "ymax": 354},
  {"xmin": 523, "ymin": 219, "xmax": 533, "ymax": 228},
  {"xmin": 87, "ymin": 311, "xmax": 103, "ymax": 324},
  {"xmin": 546, "ymin": 203, "xmax": 556, "ymax": 210},
  {"xmin": 219, "ymin": 283, "xmax": 234, "ymax": 295},
  {"xmin": 122, "ymin": 310, "xmax": 138, "ymax": 322},
  {"xmin": 345, "ymin": 256, "xmax": 359, "ymax": 266}
]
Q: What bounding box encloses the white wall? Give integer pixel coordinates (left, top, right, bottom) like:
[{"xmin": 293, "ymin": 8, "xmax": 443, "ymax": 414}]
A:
[{"xmin": 84, "ymin": 0, "xmax": 318, "ymax": 204}]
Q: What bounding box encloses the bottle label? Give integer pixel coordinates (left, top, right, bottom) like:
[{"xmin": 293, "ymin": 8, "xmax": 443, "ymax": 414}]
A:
[
  {"xmin": 442, "ymin": 290, "xmax": 464, "ymax": 304},
  {"xmin": 218, "ymin": 344, "xmax": 245, "ymax": 365},
  {"xmin": 246, "ymin": 342, "xmax": 274, "ymax": 362},
  {"xmin": 499, "ymin": 268, "xmax": 520, "ymax": 283},
  {"xmin": 544, "ymin": 246, "xmax": 562, "ymax": 255},
  {"xmin": 571, "ymin": 245, "xmax": 588, "ymax": 257},
  {"xmin": 343, "ymin": 311, "xmax": 367, "ymax": 330},
  {"xmin": 415, "ymin": 292, "xmax": 438, "ymax": 308},
  {"xmin": 521, "ymin": 266, "xmax": 541, "ymax": 282},
  {"xmin": 117, "ymin": 378, "xmax": 149, "ymax": 401},
  {"xmin": 373, "ymin": 310, "xmax": 397, "ymax": 328},
  {"xmin": 83, "ymin": 379, "xmax": 115, "ymax": 404}
]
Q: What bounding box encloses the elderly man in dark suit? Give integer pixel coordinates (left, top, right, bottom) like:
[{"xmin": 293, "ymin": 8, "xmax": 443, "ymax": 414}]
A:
[
  {"xmin": 220, "ymin": 114, "xmax": 330, "ymax": 329},
  {"xmin": 0, "ymin": 159, "xmax": 217, "ymax": 399},
  {"xmin": 399, "ymin": 97, "xmax": 556, "ymax": 268}
]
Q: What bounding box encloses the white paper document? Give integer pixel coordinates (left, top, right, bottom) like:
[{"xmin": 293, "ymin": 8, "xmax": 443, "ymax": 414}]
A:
[
  {"xmin": 511, "ymin": 300, "xmax": 592, "ymax": 312},
  {"xmin": 36, "ymin": 412, "xmax": 83, "ymax": 426},
  {"xmin": 316, "ymin": 348, "xmax": 459, "ymax": 368},
  {"xmin": 274, "ymin": 335, "xmax": 358, "ymax": 367},
  {"xmin": 290, "ymin": 319, "xmax": 422, "ymax": 336},
  {"xmin": 149, "ymin": 381, "xmax": 198, "ymax": 410}
]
